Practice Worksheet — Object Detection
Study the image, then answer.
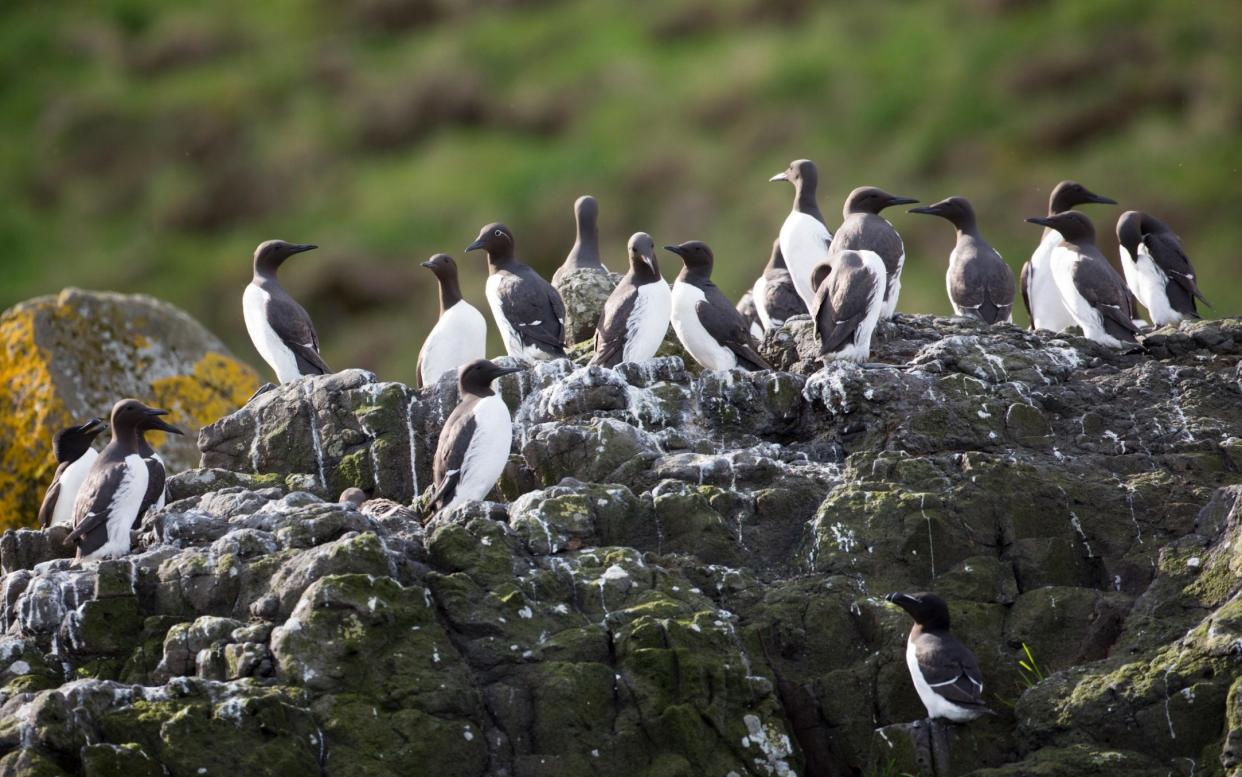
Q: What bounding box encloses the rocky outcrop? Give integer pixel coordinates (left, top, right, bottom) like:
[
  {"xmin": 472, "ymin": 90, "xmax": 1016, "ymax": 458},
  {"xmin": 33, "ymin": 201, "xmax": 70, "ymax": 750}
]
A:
[
  {"xmin": 0, "ymin": 288, "xmax": 261, "ymax": 529},
  {"xmin": 554, "ymin": 267, "xmax": 621, "ymax": 346},
  {"xmin": 1, "ymin": 313, "xmax": 1241, "ymax": 776}
]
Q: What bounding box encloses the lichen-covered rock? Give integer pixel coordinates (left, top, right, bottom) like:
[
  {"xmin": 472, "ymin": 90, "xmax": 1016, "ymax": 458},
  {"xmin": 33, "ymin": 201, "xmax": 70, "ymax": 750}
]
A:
[
  {"xmin": 553, "ymin": 267, "xmax": 620, "ymax": 346},
  {"xmin": 0, "ymin": 288, "xmax": 260, "ymax": 529}
]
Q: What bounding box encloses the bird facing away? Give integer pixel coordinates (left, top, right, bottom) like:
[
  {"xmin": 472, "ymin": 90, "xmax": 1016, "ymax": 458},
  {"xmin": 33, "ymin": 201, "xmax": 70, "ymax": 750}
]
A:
[
  {"xmin": 38, "ymin": 417, "xmax": 107, "ymax": 528},
  {"xmin": 666, "ymin": 241, "xmax": 773, "ymax": 372},
  {"xmin": 1021, "ymin": 181, "xmax": 1116, "ymax": 332},
  {"xmin": 751, "ymin": 239, "xmax": 808, "ymax": 332},
  {"xmin": 1116, "ymin": 211, "xmax": 1209, "ymax": 326},
  {"xmin": 736, "ymin": 290, "xmax": 763, "ymax": 341},
  {"xmin": 135, "ymin": 419, "xmax": 182, "ymax": 528},
  {"xmin": 466, "ymin": 223, "xmax": 568, "ymax": 362},
  {"xmin": 66, "ymin": 400, "xmax": 183, "ymax": 560},
  {"xmin": 771, "ymin": 159, "xmax": 833, "ymax": 310},
  {"xmin": 831, "ymin": 187, "xmax": 920, "ymax": 320},
  {"xmin": 909, "ymin": 197, "xmax": 1015, "ymax": 324},
  {"xmin": 887, "ymin": 592, "xmax": 991, "ymax": 723},
  {"xmin": 552, "ymin": 195, "xmax": 609, "ymax": 285},
  {"xmin": 243, "ymin": 240, "xmax": 330, "ymax": 384},
  {"xmin": 1025, "ymin": 211, "xmax": 1139, "ymax": 348},
  {"xmin": 810, "ymin": 249, "xmax": 887, "ymax": 363},
  {"xmin": 591, "ymin": 232, "xmax": 671, "ymax": 368},
  {"xmin": 425, "ymin": 359, "xmax": 524, "ymax": 513},
  {"xmin": 417, "ymin": 254, "xmax": 488, "ymax": 388}
]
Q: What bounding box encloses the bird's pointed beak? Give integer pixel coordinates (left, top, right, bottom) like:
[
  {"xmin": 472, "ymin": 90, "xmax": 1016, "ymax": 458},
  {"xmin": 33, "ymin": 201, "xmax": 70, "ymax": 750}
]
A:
[
  {"xmin": 83, "ymin": 417, "xmax": 108, "ymax": 435},
  {"xmin": 492, "ymin": 366, "xmax": 524, "ymax": 379},
  {"xmin": 1026, "ymin": 216, "xmax": 1055, "ymax": 227},
  {"xmin": 465, "ymin": 238, "xmax": 487, "ymax": 253},
  {"xmin": 907, "ymin": 205, "xmax": 936, "ymax": 215},
  {"xmin": 663, "ymin": 245, "xmax": 686, "ymax": 258},
  {"xmin": 769, "ymin": 172, "xmax": 789, "ymax": 182},
  {"xmin": 641, "ymin": 253, "xmax": 658, "ymax": 274},
  {"xmin": 142, "ymin": 408, "xmax": 184, "ymax": 435},
  {"xmin": 420, "ymin": 260, "xmax": 434, "ymax": 269},
  {"xmin": 885, "ymin": 592, "xmax": 914, "ymax": 606},
  {"xmin": 888, "ymin": 196, "xmax": 920, "ymax": 207},
  {"xmin": 290, "ymin": 244, "xmax": 318, "ymax": 254},
  {"xmin": 1086, "ymin": 192, "xmax": 1117, "ymax": 205}
]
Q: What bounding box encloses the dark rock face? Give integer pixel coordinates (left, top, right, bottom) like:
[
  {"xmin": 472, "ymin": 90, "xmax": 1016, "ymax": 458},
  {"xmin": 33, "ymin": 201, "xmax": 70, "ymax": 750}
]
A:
[{"xmin": 2, "ymin": 314, "xmax": 1242, "ymax": 776}]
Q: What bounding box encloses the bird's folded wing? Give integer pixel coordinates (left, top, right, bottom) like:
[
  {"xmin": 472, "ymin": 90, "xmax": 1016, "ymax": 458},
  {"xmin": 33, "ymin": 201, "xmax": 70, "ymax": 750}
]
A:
[
  {"xmin": 1145, "ymin": 233, "xmax": 1210, "ymax": 306},
  {"xmin": 590, "ymin": 287, "xmax": 638, "ymax": 367},
  {"xmin": 1071, "ymin": 258, "xmax": 1140, "ymax": 334},
  {"xmin": 695, "ymin": 296, "xmax": 772, "ymax": 370},
  {"xmin": 915, "ymin": 637, "xmax": 987, "ymax": 708},
  {"xmin": 64, "ymin": 464, "xmax": 127, "ymax": 545},
  {"xmin": 500, "ymin": 277, "xmax": 567, "ymax": 351},
  {"xmin": 429, "ymin": 410, "xmax": 478, "ymax": 510},
  {"xmin": 265, "ymin": 295, "xmax": 330, "ymax": 374},
  {"xmin": 1019, "ymin": 261, "xmax": 1034, "ymax": 330},
  {"xmin": 818, "ymin": 262, "xmax": 877, "ymax": 353},
  {"xmin": 37, "ymin": 463, "xmax": 68, "ymax": 528}
]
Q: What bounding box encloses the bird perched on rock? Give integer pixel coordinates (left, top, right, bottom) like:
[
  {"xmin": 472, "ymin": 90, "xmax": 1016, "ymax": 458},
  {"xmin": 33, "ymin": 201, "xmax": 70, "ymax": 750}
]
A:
[
  {"xmin": 736, "ymin": 291, "xmax": 763, "ymax": 341},
  {"xmin": 467, "ymin": 223, "xmax": 568, "ymax": 362},
  {"xmin": 771, "ymin": 159, "xmax": 832, "ymax": 310},
  {"xmin": 591, "ymin": 232, "xmax": 671, "ymax": 368},
  {"xmin": 810, "ymin": 249, "xmax": 887, "ymax": 363},
  {"xmin": 552, "ymin": 196, "xmax": 620, "ymax": 344},
  {"xmin": 1021, "ymin": 181, "xmax": 1116, "ymax": 332},
  {"xmin": 666, "ymin": 241, "xmax": 772, "ymax": 372},
  {"xmin": 1025, "ymin": 211, "xmax": 1139, "ymax": 348},
  {"xmin": 749, "ymin": 239, "xmax": 807, "ymax": 333},
  {"xmin": 887, "ymin": 592, "xmax": 991, "ymax": 723},
  {"xmin": 909, "ymin": 197, "xmax": 1015, "ymax": 324},
  {"xmin": 38, "ymin": 418, "xmax": 107, "ymax": 528},
  {"xmin": 831, "ymin": 187, "xmax": 919, "ymax": 320},
  {"xmin": 417, "ymin": 254, "xmax": 487, "ymax": 388},
  {"xmin": 425, "ymin": 359, "xmax": 523, "ymax": 513},
  {"xmin": 65, "ymin": 400, "xmax": 183, "ymax": 560},
  {"xmin": 243, "ymin": 240, "xmax": 330, "ymax": 389},
  {"xmin": 1116, "ymin": 211, "xmax": 1209, "ymax": 326},
  {"xmin": 135, "ymin": 427, "xmax": 175, "ymax": 527}
]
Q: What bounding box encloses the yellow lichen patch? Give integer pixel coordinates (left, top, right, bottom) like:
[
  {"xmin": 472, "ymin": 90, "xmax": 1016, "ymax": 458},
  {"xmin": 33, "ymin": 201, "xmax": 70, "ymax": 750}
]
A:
[{"xmin": 149, "ymin": 352, "xmax": 260, "ymax": 447}]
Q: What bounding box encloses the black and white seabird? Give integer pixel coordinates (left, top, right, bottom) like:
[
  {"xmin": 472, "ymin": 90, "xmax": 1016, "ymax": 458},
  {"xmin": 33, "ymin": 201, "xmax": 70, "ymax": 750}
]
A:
[
  {"xmin": 65, "ymin": 400, "xmax": 183, "ymax": 560},
  {"xmin": 466, "ymin": 223, "xmax": 568, "ymax": 362},
  {"xmin": 666, "ymin": 241, "xmax": 773, "ymax": 372},
  {"xmin": 810, "ymin": 249, "xmax": 887, "ymax": 363},
  {"xmin": 590, "ymin": 232, "xmax": 671, "ymax": 368},
  {"xmin": 38, "ymin": 418, "xmax": 107, "ymax": 529},
  {"xmin": 1116, "ymin": 211, "xmax": 1209, "ymax": 326},
  {"xmin": 750, "ymin": 239, "xmax": 808, "ymax": 332},
  {"xmin": 909, "ymin": 197, "xmax": 1015, "ymax": 324},
  {"xmin": 1025, "ymin": 211, "xmax": 1140, "ymax": 348},
  {"xmin": 886, "ymin": 592, "xmax": 991, "ymax": 723},
  {"xmin": 243, "ymin": 240, "xmax": 330, "ymax": 385},
  {"xmin": 736, "ymin": 291, "xmax": 763, "ymax": 341},
  {"xmin": 134, "ymin": 417, "xmax": 183, "ymax": 528},
  {"xmin": 771, "ymin": 159, "xmax": 833, "ymax": 310},
  {"xmin": 831, "ymin": 187, "xmax": 919, "ymax": 320},
  {"xmin": 552, "ymin": 195, "xmax": 609, "ymax": 285},
  {"xmin": 425, "ymin": 359, "xmax": 524, "ymax": 513},
  {"xmin": 417, "ymin": 254, "xmax": 487, "ymax": 388},
  {"xmin": 1021, "ymin": 181, "xmax": 1117, "ymax": 332}
]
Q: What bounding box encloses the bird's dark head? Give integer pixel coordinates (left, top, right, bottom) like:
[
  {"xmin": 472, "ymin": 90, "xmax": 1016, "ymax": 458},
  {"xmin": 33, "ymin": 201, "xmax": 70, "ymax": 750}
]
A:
[
  {"xmin": 844, "ymin": 187, "xmax": 919, "ymax": 217},
  {"xmin": 1115, "ymin": 210, "xmax": 1145, "ymax": 255},
  {"xmin": 458, "ymin": 359, "xmax": 524, "ymax": 398},
  {"xmin": 627, "ymin": 232, "xmax": 661, "ymax": 280},
  {"xmin": 465, "ymin": 223, "xmax": 515, "ymax": 260},
  {"xmin": 1026, "ymin": 210, "xmax": 1096, "ymax": 243},
  {"xmin": 909, "ymin": 196, "xmax": 976, "ymax": 230},
  {"xmin": 52, "ymin": 417, "xmax": 107, "ymax": 463},
  {"xmin": 770, "ymin": 159, "xmax": 818, "ymax": 191},
  {"xmin": 886, "ymin": 591, "xmax": 951, "ymax": 630},
  {"xmin": 253, "ymin": 240, "xmax": 317, "ymax": 277},
  {"xmin": 1048, "ymin": 181, "xmax": 1116, "ymax": 215},
  {"xmin": 420, "ymin": 253, "xmax": 459, "ymax": 280},
  {"xmin": 574, "ymin": 195, "xmax": 599, "ymax": 229},
  {"xmin": 110, "ymin": 399, "xmax": 185, "ymax": 437},
  {"xmin": 663, "ymin": 241, "xmax": 714, "ymax": 273}
]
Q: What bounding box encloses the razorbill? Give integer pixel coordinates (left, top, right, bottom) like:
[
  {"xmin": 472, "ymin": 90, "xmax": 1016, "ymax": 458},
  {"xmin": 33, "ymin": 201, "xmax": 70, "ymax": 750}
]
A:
[
  {"xmin": 909, "ymin": 197, "xmax": 1015, "ymax": 324},
  {"xmin": 417, "ymin": 253, "xmax": 488, "ymax": 388},
  {"xmin": 425, "ymin": 359, "xmax": 523, "ymax": 513},
  {"xmin": 831, "ymin": 187, "xmax": 919, "ymax": 320},
  {"xmin": 1025, "ymin": 211, "xmax": 1140, "ymax": 348},
  {"xmin": 750, "ymin": 238, "xmax": 807, "ymax": 332},
  {"xmin": 887, "ymin": 592, "xmax": 991, "ymax": 723},
  {"xmin": 590, "ymin": 232, "xmax": 671, "ymax": 367},
  {"xmin": 1021, "ymin": 181, "xmax": 1116, "ymax": 331},
  {"xmin": 38, "ymin": 418, "xmax": 107, "ymax": 529},
  {"xmin": 810, "ymin": 249, "xmax": 887, "ymax": 363},
  {"xmin": 1116, "ymin": 210, "xmax": 1209, "ymax": 326},
  {"xmin": 665, "ymin": 241, "xmax": 773, "ymax": 372},
  {"xmin": 135, "ymin": 420, "xmax": 183, "ymax": 528},
  {"xmin": 736, "ymin": 291, "xmax": 763, "ymax": 341},
  {"xmin": 65, "ymin": 400, "xmax": 183, "ymax": 560},
  {"xmin": 243, "ymin": 240, "xmax": 330, "ymax": 385},
  {"xmin": 466, "ymin": 223, "xmax": 568, "ymax": 362},
  {"xmin": 770, "ymin": 159, "xmax": 832, "ymax": 310},
  {"xmin": 552, "ymin": 195, "xmax": 609, "ymax": 284}
]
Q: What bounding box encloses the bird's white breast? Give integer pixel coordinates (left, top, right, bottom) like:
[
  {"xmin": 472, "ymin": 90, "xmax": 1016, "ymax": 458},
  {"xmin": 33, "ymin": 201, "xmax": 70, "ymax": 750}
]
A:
[
  {"xmin": 81, "ymin": 455, "xmax": 148, "ymax": 560},
  {"xmin": 671, "ymin": 281, "xmax": 737, "ymax": 371},
  {"xmin": 825, "ymin": 250, "xmax": 885, "ymax": 363},
  {"xmin": 449, "ymin": 395, "xmax": 513, "ymax": 509},
  {"xmin": 420, "ymin": 301, "xmax": 488, "ymax": 386},
  {"xmin": 779, "ymin": 212, "xmax": 832, "ymax": 311},
  {"xmin": 50, "ymin": 449, "xmax": 98, "ymax": 527},
  {"xmin": 243, "ymin": 284, "xmax": 300, "ymax": 383},
  {"xmin": 752, "ymin": 275, "xmax": 772, "ymax": 330},
  {"xmin": 906, "ymin": 638, "xmax": 977, "ymax": 722},
  {"xmin": 1028, "ymin": 230, "xmax": 1076, "ymax": 331},
  {"xmin": 1049, "ymin": 247, "xmax": 1125, "ymax": 347},
  {"xmin": 1124, "ymin": 245, "xmax": 1179, "ymax": 325},
  {"xmin": 622, "ymin": 281, "xmax": 672, "ymax": 364}
]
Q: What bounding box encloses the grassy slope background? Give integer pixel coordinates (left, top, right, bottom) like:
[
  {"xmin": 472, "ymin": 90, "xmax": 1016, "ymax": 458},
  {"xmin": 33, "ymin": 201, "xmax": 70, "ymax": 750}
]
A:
[{"xmin": 2, "ymin": 0, "xmax": 1240, "ymax": 385}]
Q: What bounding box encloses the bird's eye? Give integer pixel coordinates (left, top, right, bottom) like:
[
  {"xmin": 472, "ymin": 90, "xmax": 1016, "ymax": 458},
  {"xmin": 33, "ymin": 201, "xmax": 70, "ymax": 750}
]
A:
[{"xmin": 494, "ymin": 230, "xmax": 503, "ymax": 237}]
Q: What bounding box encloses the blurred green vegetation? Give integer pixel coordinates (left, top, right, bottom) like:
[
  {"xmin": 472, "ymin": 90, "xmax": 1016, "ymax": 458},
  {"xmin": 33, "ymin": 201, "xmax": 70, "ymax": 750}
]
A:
[{"xmin": 3, "ymin": 0, "xmax": 1240, "ymax": 383}]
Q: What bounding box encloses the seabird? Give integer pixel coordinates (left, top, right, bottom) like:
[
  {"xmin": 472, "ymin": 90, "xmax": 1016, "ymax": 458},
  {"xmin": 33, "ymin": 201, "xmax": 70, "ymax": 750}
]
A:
[
  {"xmin": 65, "ymin": 400, "xmax": 183, "ymax": 560},
  {"xmin": 909, "ymin": 197, "xmax": 1015, "ymax": 324},
  {"xmin": 416, "ymin": 254, "xmax": 488, "ymax": 388},
  {"xmin": 750, "ymin": 239, "xmax": 807, "ymax": 332},
  {"xmin": 1116, "ymin": 210, "xmax": 1209, "ymax": 326},
  {"xmin": 552, "ymin": 195, "xmax": 609, "ymax": 285},
  {"xmin": 135, "ymin": 422, "xmax": 182, "ymax": 528},
  {"xmin": 38, "ymin": 418, "xmax": 107, "ymax": 529},
  {"xmin": 1025, "ymin": 211, "xmax": 1140, "ymax": 348},
  {"xmin": 736, "ymin": 291, "xmax": 763, "ymax": 341},
  {"xmin": 1021, "ymin": 181, "xmax": 1116, "ymax": 331},
  {"xmin": 771, "ymin": 159, "xmax": 833, "ymax": 310},
  {"xmin": 887, "ymin": 592, "xmax": 991, "ymax": 723},
  {"xmin": 590, "ymin": 232, "xmax": 671, "ymax": 368},
  {"xmin": 466, "ymin": 223, "xmax": 568, "ymax": 362},
  {"xmin": 243, "ymin": 240, "xmax": 330, "ymax": 385},
  {"xmin": 665, "ymin": 241, "xmax": 773, "ymax": 372},
  {"xmin": 425, "ymin": 359, "xmax": 523, "ymax": 513},
  {"xmin": 831, "ymin": 187, "xmax": 919, "ymax": 319},
  {"xmin": 810, "ymin": 249, "xmax": 887, "ymax": 363}
]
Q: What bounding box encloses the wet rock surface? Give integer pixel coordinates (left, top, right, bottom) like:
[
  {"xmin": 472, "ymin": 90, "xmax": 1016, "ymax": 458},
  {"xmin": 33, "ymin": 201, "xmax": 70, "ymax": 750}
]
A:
[{"xmin": 2, "ymin": 314, "xmax": 1242, "ymax": 776}]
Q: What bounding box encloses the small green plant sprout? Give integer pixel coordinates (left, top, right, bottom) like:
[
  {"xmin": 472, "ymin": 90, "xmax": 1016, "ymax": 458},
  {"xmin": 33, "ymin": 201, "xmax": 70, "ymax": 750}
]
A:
[{"xmin": 1017, "ymin": 642, "xmax": 1046, "ymax": 688}]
